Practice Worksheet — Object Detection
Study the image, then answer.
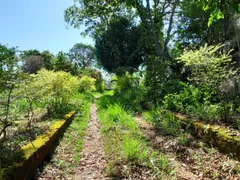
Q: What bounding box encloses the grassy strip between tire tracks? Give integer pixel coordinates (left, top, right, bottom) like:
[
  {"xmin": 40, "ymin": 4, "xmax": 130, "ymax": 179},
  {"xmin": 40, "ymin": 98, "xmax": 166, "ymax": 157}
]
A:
[
  {"xmin": 38, "ymin": 101, "xmax": 91, "ymax": 179},
  {"xmin": 97, "ymin": 95, "xmax": 175, "ymax": 179}
]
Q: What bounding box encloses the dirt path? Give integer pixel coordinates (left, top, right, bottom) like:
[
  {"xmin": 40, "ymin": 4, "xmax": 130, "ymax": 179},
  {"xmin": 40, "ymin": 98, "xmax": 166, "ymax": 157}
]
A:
[
  {"xmin": 74, "ymin": 103, "xmax": 106, "ymax": 180},
  {"xmin": 134, "ymin": 116, "xmax": 240, "ymax": 180},
  {"xmin": 134, "ymin": 116, "xmax": 198, "ymax": 180}
]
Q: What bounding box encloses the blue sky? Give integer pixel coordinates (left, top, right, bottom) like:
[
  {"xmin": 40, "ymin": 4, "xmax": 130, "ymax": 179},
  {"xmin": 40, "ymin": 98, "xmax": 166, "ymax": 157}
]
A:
[{"xmin": 0, "ymin": 0, "xmax": 93, "ymax": 55}]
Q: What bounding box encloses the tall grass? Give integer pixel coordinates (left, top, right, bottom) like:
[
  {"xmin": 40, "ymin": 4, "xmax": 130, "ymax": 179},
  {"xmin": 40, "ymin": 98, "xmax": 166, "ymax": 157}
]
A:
[{"xmin": 97, "ymin": 96, "xmax": 175, "ymax": 179}]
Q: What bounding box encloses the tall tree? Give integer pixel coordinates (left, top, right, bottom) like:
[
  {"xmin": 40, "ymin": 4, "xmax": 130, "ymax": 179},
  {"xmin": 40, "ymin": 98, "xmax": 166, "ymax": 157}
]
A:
[
  {"xmin": 0, "ymin": 44, "xmax": 19, "ymax": 90},
  {"xmin": 21, "ymin": 49, "xmax": 54, "ymax": 70},
  {"xmin": 177, "ymin": 0, "xmax": 238, "ymax": 48},
  {"xmin": 52, "ymin": 51, "xmax": 73, "ymax": 73},
  {"xmin": 0, "ymin": 44, "xmax": 21, "ymax": 137},
  {"xmin": 41, "ymin": 50, "xmax": 54, "ymax": 70},
  {"xmin": 22, "ymin": 55, "xmax": 44, "ymax": 74},
  {"xmin": 197, "ymin": 0, "xmax": 240, "ymax": 27},
  {"xmin": 68, "ymin": 43, "xmax": 96, "ymax": 69},
  {"xmin": 95, "ymin": 16, "xmax": 145, "ymax": 75},
  {"xmin": 64, "ymin": 0, "xmax": 180, "ymax": 61}
]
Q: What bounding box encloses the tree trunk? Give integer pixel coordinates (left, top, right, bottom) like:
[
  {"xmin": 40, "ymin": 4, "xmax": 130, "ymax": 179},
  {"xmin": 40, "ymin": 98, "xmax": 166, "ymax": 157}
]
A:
[
  {"xmin": 163, "ymin": 0, "xmax": 179, "ymax": 61},
  {"xmin": 146, "ymin": 0, "xmax": 163, "ymax": 57}
]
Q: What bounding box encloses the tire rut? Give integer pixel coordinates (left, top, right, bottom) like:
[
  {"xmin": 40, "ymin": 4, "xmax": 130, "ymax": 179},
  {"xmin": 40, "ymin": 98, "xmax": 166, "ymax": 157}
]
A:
[
  {"xmin": 134, "ymin": 116, "xmax": 198, "ymax": 180},
  {"xmin": 74, "ymin": 103, "xmax": 106, "ymax": 180}
]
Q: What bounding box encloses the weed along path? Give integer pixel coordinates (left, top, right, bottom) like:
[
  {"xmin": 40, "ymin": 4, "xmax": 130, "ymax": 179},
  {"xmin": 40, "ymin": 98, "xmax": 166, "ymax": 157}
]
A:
[
  {"xmin": 134, "ymin": 116, "xmax": 198, "ymax": 180},
  {"xmin": 135, "ymin": 116, "xmax": 240, "ymax": 180},
  {"xmin": 74, "ymin": 103, "xmax": 106, "ymax": 179}
]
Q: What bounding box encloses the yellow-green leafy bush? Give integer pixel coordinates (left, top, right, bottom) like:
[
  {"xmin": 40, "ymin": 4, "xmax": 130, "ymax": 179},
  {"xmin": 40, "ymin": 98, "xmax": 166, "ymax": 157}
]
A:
[
  {"xmin": 78, "ymin": 75, "xmax": 96, "ymax": 93},
  {"xmin": 18, "ymin": 69, "xmax": 80, "ymax": 113}
]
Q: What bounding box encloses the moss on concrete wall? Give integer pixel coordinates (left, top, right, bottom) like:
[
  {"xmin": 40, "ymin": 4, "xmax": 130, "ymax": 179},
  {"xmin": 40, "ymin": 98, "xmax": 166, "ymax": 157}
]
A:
[
  {"xmin": 1, "ymin": 111, "xmax": 76, "ymax": 180},
  {"xmin": 175, "ymin": 113, "xmax": 240, "ymax": 161}
]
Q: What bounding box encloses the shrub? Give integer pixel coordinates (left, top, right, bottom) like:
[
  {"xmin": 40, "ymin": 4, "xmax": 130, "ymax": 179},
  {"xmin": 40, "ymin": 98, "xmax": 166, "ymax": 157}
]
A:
[
  {"xmin": 177, "ymin": 44, "xmax": 239, "ymax": 89},
  {"xmin": 163, "ymin": 83, "xmax": 213, "ymax": 112},
  {"xmin": 18, "ymin": 69, "xmax": 80, "ymax": 117},
  {"xmin": 177, "ymin": 44, "xmax": 239, "ymax": 121},
  {"xmin": 78, "ymin": 75, "xmax": 96, "ymax": 93},
  {"xmin": 112, "ymin": 72, "xmax": 146, "ymax": 112},
  {"xmin": 113, "ymin": 72, "xmax": 139, "ymax": 94}
]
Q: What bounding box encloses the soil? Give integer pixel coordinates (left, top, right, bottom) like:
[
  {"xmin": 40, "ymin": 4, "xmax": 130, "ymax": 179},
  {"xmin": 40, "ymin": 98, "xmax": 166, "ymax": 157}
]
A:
[
  {"xmin": 74, "ymin": 103, "xmax": 106, "ymax": 180},
  {"xmin": 37, "ymin": 104, "xmax": 240, "ymax": 179},
  {"xmin": 134, "ymin": 116, "xmax": 240, "ymax": 180}
]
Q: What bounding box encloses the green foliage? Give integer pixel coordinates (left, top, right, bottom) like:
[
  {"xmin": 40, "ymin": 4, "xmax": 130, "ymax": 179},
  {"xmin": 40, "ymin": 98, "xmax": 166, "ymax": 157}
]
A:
[
  {"xmin": 22, "ymin": 55, "xmax": 44, "ymax": 74},
  {"xmin": 177, "ymin": 44, "xmax": 239, "ymax": 121},
  {"xmin": 112, "ymin": 72, "xmax": 146, "ymax": 112},
  {"xmin": 177, "ymin": 44, "xmax": 239, "ymax": 90},
  {"xmin": 78, "ymin": 75, "xmax": 96, "ymax": 93},
  {"xmin": 143, "ymin": 106, "xmax": 182, "ymax": 136},
  {"xmin": 21, "ymin": 49, "xmax": 55, "ymax": 70},
  {"xmin": 102, "ymin": 104, "xmax": 137, "ymax": 131},
  {"xmin": 64, "ymin": 0, "xmax": 130, "ymax": 37},
  {"xmin": 185, "ymin": 103, "xmax": 219, "ymax": 121},
  {"xmin": 163, "ymin": 83, "xmax": 213, "ymax": 112},
  {"xmin": 0, "ymin": 44, "xmax": 19, "ymax": 90},
  {"xmin": 52, "ymin": 51, "xmax": 73, "ymax": 73},
  {"xmin": 95, "ymin": 16, "xmax": 145, "ymax": 75},
  {"xmin": 97, "ymin": 96, "xmax": 174, "ymax": 178},
  {"xmin": 156, "ymin": 110, "xmax": 181, "ymax": 136},
  {"xmin": 198, "ymin": 0, "xmax": 240, "ymax": 26},
  {"xmin": 68, "ymin": 43, "xmax": 96, "ymax": 69},
  {"xmin": 0, "ymin": 44, "xmax": 22, "ymax": 137},
  {"xmin": 178, "ymin": 133, "xmax": 189, "ymax": 145},
  {"xmin": 18, "ymin": 69, "xmax": 80, "ymax": 116},
  {"xmin": 144, "ymin": 57, "xmax": 169, "ymax": 103},
  {"xmin": 162, "ymin": 82, "xmax": 234, "ymax": 121},
  {"xmin": 114, "ymin": 72, "xmax": 138, "ymax": 94},
  {"xmin": 122, "ymin": 136, "xmax": 148, "ymax": 162}
]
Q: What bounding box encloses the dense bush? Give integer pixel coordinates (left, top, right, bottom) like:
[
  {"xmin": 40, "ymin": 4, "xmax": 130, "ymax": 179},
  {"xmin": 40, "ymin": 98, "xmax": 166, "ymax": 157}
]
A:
[
  {"xmin": 18, "ymin": 69, "xmax": 80, "ymax": 118},
  {"xmin": 163, "ymin": 82, "xmax": 235, "ymax": 121},
  {"xmin": 112, "ymin": 72, "xmax": 146, "ymax": 112},
  {"xmin": 163, "ymin": 83, "xmax": 213, "ymax": 111},
  {"xmin": 78, "ymin": 75, "xmax": 96, "ymax": 93},
  {"xmin": 79, "ymin": 68, "xmax": 104, "ymax": 92}
]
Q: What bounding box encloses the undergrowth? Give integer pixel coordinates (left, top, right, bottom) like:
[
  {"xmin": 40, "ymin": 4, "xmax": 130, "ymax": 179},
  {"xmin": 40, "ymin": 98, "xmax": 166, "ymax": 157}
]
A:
[
  {"xmin": 38, "ymin": 98, "xmax": 91, "ymax": 179},
  {"xmin": 97, "ymin": 96, "xmax": 175, "ymax": 179}
]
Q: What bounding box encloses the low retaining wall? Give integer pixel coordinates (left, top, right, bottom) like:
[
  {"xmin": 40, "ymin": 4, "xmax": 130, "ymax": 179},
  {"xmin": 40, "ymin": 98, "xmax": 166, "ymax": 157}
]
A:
[
  {"xmin": 1, "ymin": 110, "xmax": 76, "ymax": 180},
  {"xmin": 175, "ymin": 113, "xmax": 240, "ymax": 161}
]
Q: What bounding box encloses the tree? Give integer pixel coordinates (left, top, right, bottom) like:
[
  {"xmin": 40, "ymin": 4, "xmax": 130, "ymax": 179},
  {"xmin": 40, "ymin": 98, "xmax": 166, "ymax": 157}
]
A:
[
  {"xmin": 177, "ymin": 0, "xmax": 238, "ymax": 48},
  {"xmin": 21, "ymin": 49, "xmax": 41, "ymax": 57},
  {"xmin": 41, "ymin": 50, "xmax": 54, "ymax": 70},
  {"xmin": 21, "ymin": 49, "xmax": 55, "ymax": 70},
  {"xmin": 0, "ymin": 44, "xmax": 21, "ymax": 137},
  {"xmin": 0, "ymin": 44, "xmax": 19, "ymax": 90},
  {"xmin": 95, "ymin": 16, "xmax": 145, "ymax": 75},
  {"xmin": 52, "ymin": 51, "xmax": 73, "ymax": 73},
  {"xmin": 64, "ymin": 0, "xmax": 180, "ymax": 61},
  {"xmin": 22, "ymin": 55, "xmax": 44, "ymax": 74},
  {"xmin": 196, "ymin": 0, "xmax": 240, "ymax": 27},
  {"xmin": 68, "ymin": 43, "xmax": 96, "ymax": 69}
]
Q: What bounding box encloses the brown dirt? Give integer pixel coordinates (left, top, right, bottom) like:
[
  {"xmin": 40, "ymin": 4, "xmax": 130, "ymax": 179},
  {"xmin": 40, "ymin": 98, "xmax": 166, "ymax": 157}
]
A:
[
  {"xmin": 74, "ymin": 103, "xmax": 106, "ymax": 180},
  {"xmin": 134, "ymin": 116, "xmax": 240, "ymax": 180}
]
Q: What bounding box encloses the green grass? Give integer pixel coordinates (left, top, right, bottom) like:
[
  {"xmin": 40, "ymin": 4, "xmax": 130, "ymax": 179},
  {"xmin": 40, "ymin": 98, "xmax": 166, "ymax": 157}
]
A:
[
  {"xmin": 39, "ymin": 99, "xmax": 91, "ymax": 178},
  {"xmin": 97, "ymin": 96, "xmax": 175, "ymax": 179},
  {"xmin": 143, "ymin": 106, "xmax": 182, "ymax": 137}
]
